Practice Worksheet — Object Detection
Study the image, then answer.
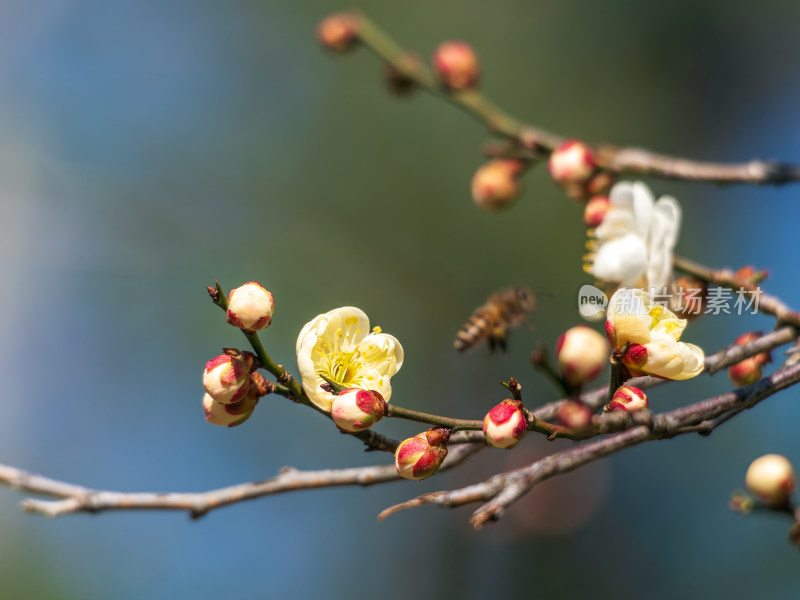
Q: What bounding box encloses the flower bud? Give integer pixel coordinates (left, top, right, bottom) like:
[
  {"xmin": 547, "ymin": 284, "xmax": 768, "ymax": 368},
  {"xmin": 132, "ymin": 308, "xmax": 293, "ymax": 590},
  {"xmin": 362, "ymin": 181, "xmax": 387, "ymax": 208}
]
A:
[
  {"xmin": 606, "ymin": 386, "xmax": 648, "ymax": 412},
  {"xmin": 583, "ymin": 196, "xmax": 611, "ymax": 228},
  {"xmin": 734, "ymin": 331, "xmax": 771, "ymax": 366},
  {"xmin": 317, "ymin": 13, "xmax": 360, "ymax": 53},
  {"xmin": 728, "ymin": 357, "xmax": 762, "ymax": 387},
  {"xmin": 433, "ymin": 41, "xmax": 479, "ymax": 90},
  {"xmin": 202, "ymin": 351, "xmax": 253, "ymax": 404},
  {"xmin": 548, "ymin": 140, "xmax": 596, "ymax": 187},
  {"xmin": 394, "ymin": 428, "xmax": 450, "ymax": 480},
  {"xmin": 622, "ymin": 343, "xmax": 648, "ymax": 373},
  {"xmin": 203, "ymin": 388, "xmax": 259, "ymax": 427},
  {"xmin": 331, "ymin": 388, "xmax": 387, "ymax": 432},
  {"xmin": 735, "ymin": 265, "xmax": 768, "ymax": 285},
  {"xmin": 745, "ymin": 454, "xmax": 796, "ymax": 505},
  {"xmin": 556, "ymin": 325, "xmax": 609, "ymax": 389},
  {"xmin": 226, "ymin": 282, "xmax": 275, "ymax": 332},
  {"xmin": 482, "ymin": 399, "xmax": 526, "ymax": 449},
  {"xmin": 556, "ymin": 400, "xmax": 594, "ymax": 431},
  {"xmin": 672, "ymin": 276, "xmax": 708, "ymax": 320},
  {"xmin": 471, "ymin": 159, "xmax": 523, "ymax": 211}
]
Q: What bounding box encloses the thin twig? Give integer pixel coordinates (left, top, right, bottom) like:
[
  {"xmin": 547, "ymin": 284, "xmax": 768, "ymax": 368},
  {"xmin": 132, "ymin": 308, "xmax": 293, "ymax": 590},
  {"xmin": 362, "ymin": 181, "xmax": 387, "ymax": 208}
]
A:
[{"xmin": 352, "ymin": 15, "xmax": 800, "ymax": 186}]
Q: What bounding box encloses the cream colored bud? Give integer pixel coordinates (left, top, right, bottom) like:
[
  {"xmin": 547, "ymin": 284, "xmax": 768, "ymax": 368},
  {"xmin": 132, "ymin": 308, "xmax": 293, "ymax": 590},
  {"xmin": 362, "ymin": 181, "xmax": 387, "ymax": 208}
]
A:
[
  {"xmin": 202, "ymin": 352, "xmax": 253, "ymax": 404},
  {"xmin": 555, "ymin": 325, "xmax": 609, "ymax": 389},
  {"xmin": 471, "ymin": 159, "xmax": 523, "ymax": 211},
  {"xmin": 203, "ymin": 390, "xmax": 258, "ymax": 427},
  {"xmin": 745, "ymin": 454, "xmax": 796, "ymax": 505},
  {"xmin": 226, "ymin": 282, "xmax": 275, "ymax": 332},
  {"xmin": 548, "ymin": 140, "xmax": 596, "ymax": 186}
]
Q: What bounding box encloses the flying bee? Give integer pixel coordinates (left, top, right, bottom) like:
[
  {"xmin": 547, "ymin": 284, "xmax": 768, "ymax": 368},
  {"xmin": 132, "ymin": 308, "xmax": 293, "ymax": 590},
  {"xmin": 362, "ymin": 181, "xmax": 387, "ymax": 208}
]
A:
[{"xmin": 454, "ymin": 285, "xmax": 536, "ymax": 353}]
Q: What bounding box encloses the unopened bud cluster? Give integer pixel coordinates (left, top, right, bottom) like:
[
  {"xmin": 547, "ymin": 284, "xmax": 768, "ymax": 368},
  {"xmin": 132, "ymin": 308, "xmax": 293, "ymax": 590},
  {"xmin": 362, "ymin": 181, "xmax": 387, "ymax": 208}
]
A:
[
  {"xmin": 548, "ymin": 140, "xmax": 615, "ymax": 201},
  {"xmin": 395, "ymin": 428, "xmax": 450, "ymax": 480},
  {"xmin": 728, "ymin": 332, "xmax": 770, "ymax": 387},
  {"xmin": 203, "ymin": 352, "xmax": 269, "ymax": 427},
  {"xmin": 745, "ymin": 454, "xmax": 796, "ymax": 506}
]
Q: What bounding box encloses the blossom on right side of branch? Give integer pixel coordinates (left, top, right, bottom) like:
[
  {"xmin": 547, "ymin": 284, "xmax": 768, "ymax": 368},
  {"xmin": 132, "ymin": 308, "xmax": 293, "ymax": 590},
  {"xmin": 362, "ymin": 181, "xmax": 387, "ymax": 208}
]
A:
[{"xmin": 606, "ymin": 288, "xmax": 704, "ymax": 380}]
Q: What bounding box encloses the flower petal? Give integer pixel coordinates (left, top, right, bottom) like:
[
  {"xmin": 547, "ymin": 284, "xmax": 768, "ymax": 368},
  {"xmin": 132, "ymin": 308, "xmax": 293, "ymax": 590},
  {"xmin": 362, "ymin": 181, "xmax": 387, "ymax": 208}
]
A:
[{"xmin": 591, "ymin": 233, "xmax": 648, "ymax": 285}]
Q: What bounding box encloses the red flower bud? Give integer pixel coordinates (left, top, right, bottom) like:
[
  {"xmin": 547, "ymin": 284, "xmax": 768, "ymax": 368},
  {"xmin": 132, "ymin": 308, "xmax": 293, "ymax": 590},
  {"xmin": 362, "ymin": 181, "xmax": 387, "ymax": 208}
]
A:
[
  {"xmin": 606, "ymin": 386, "xmax": 648, "ymax": 412},
  {"xmin": 482, "ymin": 399, "xmax": 526, "ymax": 449},
  {"xmin": 394, "ymin": 428, "xmax": 450, "ymax": 480}
]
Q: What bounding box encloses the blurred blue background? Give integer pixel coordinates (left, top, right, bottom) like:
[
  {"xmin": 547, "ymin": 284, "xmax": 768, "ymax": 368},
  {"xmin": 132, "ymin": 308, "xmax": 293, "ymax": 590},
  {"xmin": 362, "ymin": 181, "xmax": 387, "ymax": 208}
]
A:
[{"xmin": 1, "ymin": 0, "xmax": 799, "ymax": 598}]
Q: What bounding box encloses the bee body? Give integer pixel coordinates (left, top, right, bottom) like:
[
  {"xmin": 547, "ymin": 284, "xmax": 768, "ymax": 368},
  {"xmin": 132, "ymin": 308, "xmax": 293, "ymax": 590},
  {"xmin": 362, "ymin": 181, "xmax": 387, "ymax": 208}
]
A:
[{"xmin": 454, "ymin": 286, "xmax": 535, "ymax": 352}]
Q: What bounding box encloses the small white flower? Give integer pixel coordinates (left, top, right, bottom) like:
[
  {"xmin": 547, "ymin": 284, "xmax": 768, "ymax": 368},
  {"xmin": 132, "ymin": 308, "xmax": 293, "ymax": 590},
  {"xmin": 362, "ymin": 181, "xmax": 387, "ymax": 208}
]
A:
[
  {"xmin": 586, "ymin": 181, "xmax": 681, "ymax": 292},
  {"xmin": 296, "ymin": 307, "xmax": 403, "ymax": 412}
]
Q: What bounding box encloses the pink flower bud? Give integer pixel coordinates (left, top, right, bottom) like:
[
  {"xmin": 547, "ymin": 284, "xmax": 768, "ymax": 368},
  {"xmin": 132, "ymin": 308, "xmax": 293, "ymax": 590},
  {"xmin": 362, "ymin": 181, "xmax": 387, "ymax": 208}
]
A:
[
  {"xmin": 606, "ymin": 386, "xmax": 648, "ymax": 412},
  {"xmin": 745, "ymin": 454, "xmax": 796, "ymax": 505},
  {"xmin": 583, "ymin": 196, "xmax": 611, "ymax": 228},
  {"xmin": 433, "ymin": 41, "xmax": 479, "ymax": 90},
  {"xmin": 556, "ymin": 325, "xmax": 609, "ymax": 389},
  {"xmin": 316, "ymin": 13, "xmax": 361, "ymax": 53},
  {"xmin": 470, "ymin": 159, "xmax": 523, "ymax": 211},
  {"xmin": 556, "ymin": 400, "xmax": 593, "ymax": 431},
  {"xmin": 226, "ymin": 282, "xmax": 275, "ymax": 332},
  {"xmin": 331, "ymin": 388, "xmax": 387, "ymax": 432},
  {"xmin": 203, "ymin": 387, "xmax": 259, "ymax": 427},
  {"xmin": 202, "ymin": 351, "xmax": 253, "ymax": 404},
  {"xmin": 548, "ymin": 140, "xmax": 596, "ymax": 186},
  {"xmin": 394, "ymin": 428, "xmax": 450, "ymax": 480},
  {"xmin": 482, "ymin": 399, "xmax": 526, "ymax": 449}
]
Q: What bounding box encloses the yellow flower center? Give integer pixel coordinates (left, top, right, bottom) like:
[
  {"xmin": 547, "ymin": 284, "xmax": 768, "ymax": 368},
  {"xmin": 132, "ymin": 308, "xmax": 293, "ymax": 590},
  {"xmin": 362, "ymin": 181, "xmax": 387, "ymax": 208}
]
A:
[{"xmin": 319, "ymin": 349, "xmax": 366, "ymax": 387}]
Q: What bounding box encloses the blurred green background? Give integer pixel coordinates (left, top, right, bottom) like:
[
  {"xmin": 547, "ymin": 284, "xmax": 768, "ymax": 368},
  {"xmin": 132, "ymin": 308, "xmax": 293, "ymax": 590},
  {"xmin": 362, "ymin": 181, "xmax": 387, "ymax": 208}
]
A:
[{"xmin": 1, "ymin": 0, "xmax": 799, "ymax": 598}]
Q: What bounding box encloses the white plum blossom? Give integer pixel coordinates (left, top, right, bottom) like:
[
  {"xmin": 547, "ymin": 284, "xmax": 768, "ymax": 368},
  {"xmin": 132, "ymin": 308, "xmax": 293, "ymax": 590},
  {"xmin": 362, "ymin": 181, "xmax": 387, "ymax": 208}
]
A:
[
  {"xmin": 296, "ymin": 307, "xmax": 403, "ymax": 412},
  {"xmin": 585, "ymin": 181, "xmax": 681, "ymax": 293}
]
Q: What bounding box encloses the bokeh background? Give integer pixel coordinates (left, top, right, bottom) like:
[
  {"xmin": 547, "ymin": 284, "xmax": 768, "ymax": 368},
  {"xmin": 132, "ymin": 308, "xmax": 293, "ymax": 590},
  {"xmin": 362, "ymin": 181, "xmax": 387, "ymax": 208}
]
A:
[{"xmin": 1, "ymin": 1, "xmax": 799, "ymax": 598}]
